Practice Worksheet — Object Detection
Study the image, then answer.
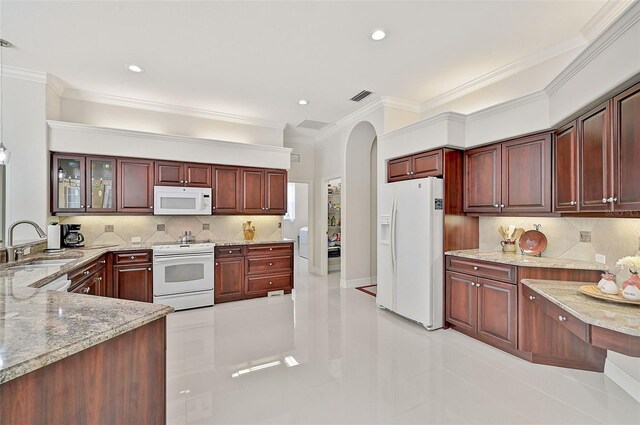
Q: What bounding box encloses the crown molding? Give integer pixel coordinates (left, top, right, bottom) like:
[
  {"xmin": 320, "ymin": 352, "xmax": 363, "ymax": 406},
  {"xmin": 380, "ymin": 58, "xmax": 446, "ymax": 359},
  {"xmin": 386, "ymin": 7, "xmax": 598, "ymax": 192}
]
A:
[
  {"xmin": 419, "ymin": 35, "xmax": 586, "ymax": 114},
  {"xmin": 380, "ymin": 112, "xmax": 467, "ymax": 141},
  {"xmin": 581, "ymin": 0, "xmax": 636, "ymax": 42},
  {"xmin": 311, "ymin": 97, "xmax": 386, "ymax": 145},
  {"xmin": 547, "ymin": 1, "xmax": 640, "ymax": 96},
  {"xmin": 45, "ymin": 74, "xmax": 66, "ymax": 97},
  {"xmin": 47, "ymin": 120, "xmax": 292, "ymax": 154},
  {"xmin": 62, "ymin": 88, "xmax": 286, "ymax": 130},
  {"xmin": 380, "ymin": 96, "xmax": 420, "ymax": 113},
  {"xmin": 466, "ymin": 91, "xmax": 548, "ymax": 122},
  {"xmin": 1, "ymin": 65, "xmax": 47, "ymax": 84}
]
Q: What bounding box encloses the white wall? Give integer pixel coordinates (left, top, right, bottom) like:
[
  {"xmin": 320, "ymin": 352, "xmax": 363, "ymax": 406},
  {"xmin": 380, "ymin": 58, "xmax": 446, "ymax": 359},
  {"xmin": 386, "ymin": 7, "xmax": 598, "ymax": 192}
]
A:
[
  {"xmin": 3, "ymin": 76, "xmax": 49, "ymax": 243},
  {"xmin": 283, "ymin": 182, "xmax": 309, "ymax": 249},
  {"xmin": 48, "ymin": 121, "xmax": 291, "ymax": 170},
  {"xmin": 60, "ymin": 97, "xmax": 284, "ymax": 147}
]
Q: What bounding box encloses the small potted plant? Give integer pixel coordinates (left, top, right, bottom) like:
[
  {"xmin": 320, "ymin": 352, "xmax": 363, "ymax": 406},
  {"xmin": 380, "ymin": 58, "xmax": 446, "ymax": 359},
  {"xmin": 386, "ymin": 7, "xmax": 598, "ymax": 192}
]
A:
[{"xmin": 616, "ymin": 256, "xmax": 640, "ymax": 301}]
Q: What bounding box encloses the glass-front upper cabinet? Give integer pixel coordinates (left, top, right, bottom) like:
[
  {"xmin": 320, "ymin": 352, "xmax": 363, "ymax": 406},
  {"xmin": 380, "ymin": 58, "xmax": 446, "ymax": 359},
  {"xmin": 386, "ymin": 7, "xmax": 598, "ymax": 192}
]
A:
[
  {"xmin": 86, "ymin": 157, "xmax": 116, "ymax": 212},
  {"xmin": 51, "ymin": 154, "xmax": 117, "ymax": 213},
  {"xmin": 52, "ymin": 154, "xmax": 86, "ymax": 213}
]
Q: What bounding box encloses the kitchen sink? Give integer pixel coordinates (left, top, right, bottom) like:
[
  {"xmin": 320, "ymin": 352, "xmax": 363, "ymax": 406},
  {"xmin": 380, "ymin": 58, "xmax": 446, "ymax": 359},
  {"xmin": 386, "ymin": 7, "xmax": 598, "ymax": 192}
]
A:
[{"xmin": 27, "ymin": 259, "xmax": 75, "ymax": 266}]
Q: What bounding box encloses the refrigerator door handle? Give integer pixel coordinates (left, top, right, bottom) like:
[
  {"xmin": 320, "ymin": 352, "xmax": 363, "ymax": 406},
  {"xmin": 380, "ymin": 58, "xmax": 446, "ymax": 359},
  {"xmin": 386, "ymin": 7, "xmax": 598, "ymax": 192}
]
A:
[{"xmin": 391, "ymin": 195, "xmax": 397, "ymax": 272}]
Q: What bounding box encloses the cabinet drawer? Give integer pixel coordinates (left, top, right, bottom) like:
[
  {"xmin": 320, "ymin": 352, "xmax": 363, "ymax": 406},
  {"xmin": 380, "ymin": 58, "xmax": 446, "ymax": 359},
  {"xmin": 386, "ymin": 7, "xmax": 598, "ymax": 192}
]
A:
[
  {"xmin": 69, "ymin": 259, "xmax": 105, "ymax": 284},
  {"xmin": 246, "ymin": 272, "xmax": 292, "ymax": 293},
  {"xmin": 446, "ymin": 256, "xmax": 516, "ymax": 284},
  {"xmin": 246, "ymin": 243, "xmax": 293, "ymax": 257},
  {"xmin": 245, "ymin": 255, "xmax": 292, "ymax": 275},
  {"xmin": 521, "ymin": 285, "xmax": 589, "ymax": 342},
  {"xmin": 113, "ymin": 250, "xmax": 152, "ymax": 265},
  {"xmin": 215, "ymin": 245, "xmax": 245, "ymax": 258}
]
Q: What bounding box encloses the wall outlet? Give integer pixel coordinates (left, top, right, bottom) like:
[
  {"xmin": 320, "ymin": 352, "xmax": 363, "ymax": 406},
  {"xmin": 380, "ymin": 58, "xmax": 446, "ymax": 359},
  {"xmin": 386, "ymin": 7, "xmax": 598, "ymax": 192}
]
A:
[
  {"xmin": 105, "ymin": 225, "xmax": 114, "ymax": 232},
  {"xmin": 202, "ymin": 223, "xmax": 210, "ymax": 230},
  {"xmin": 595, "ymin": 254, "xmax": 606, "ymax": 264},
  {"xmin": 580, "ymin": 231, "xmax": 591, "ymax": 243},
  {"xmin": 157, "ymin": 224, "xmax": 165, "ymax": 231},
  {"xmin": 131, "ymin": 236, "xmax": 141, "ymax": 243}
]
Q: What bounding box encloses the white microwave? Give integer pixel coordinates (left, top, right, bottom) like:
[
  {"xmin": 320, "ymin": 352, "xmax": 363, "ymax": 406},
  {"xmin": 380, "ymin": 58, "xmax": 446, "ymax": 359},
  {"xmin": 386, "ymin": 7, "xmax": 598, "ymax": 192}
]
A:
[{"xmin": 153, "ymin": 186, "xmax": 212, "ymax": 215}]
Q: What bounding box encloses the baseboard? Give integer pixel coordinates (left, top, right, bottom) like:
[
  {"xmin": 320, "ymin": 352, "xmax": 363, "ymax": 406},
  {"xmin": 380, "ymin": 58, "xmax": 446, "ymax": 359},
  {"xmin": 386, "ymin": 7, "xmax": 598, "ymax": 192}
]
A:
[
  {"xmin": 605, "ymin": 358, "xmax": 640, "ymax": 403},
  {"xmin": 340, "ymin": 277, "xmax": 371, "ymax": 289},
  {"xmin": 370, "ymin": 275, "xmax": 377, "ymax": 285}
]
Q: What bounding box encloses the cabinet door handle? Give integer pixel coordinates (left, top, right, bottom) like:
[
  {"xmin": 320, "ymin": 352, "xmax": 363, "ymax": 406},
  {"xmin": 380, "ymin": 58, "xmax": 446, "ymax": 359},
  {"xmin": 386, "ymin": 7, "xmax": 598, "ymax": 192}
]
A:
[
  {"xmin": 602, "ymin": 198, "xmax": 608, "ymax": 203},
  {"xmin": 83, "ymin": 287, "xmax": 90, "ymax": 294},
  {"xmin": 130, "ymin": 256, "xmax": 136, "ymax": 259},
  {"xmin": 473, "ymin": 266, "xmax": 479, "ymax": 270},
  {"xmin": 558, "ymin": 315, "xmax": 567, "ymax": 322}
]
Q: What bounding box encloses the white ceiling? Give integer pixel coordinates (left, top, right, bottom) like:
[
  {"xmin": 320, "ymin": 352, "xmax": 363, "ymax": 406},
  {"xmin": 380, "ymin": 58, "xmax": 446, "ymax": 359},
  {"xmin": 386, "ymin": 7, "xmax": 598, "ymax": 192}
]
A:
[{"xmin": 0, "ymin": 1, "xmax": 619, "ymax": 135}]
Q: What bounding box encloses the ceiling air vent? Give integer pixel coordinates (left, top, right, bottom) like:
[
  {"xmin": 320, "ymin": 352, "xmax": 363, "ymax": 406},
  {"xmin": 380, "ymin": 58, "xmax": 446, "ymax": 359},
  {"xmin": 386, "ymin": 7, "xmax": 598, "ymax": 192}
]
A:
[
  {"xmin": 350, "ymin": 90, "xmax": 373, "ymax": 102},
  {"xmin": 297, "ymin": 119, "xmax": 329, "ymax": 130}
]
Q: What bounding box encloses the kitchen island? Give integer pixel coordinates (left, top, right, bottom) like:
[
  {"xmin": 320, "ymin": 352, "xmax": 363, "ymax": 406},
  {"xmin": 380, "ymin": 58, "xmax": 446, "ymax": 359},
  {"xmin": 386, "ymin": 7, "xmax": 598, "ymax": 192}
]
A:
[{"xmin": 0, "ymin": 255, "xmax": 173, "ymax": 424}]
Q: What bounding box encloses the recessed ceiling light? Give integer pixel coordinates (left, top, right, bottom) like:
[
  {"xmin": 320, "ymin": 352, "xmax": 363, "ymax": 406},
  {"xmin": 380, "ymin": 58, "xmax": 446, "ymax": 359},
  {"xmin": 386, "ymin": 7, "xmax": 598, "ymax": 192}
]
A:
[
  {"xmin": 371, "ymin": 30, "xmax": 386, "ymax": 41},
  {"xmin": 298, "ymin": 99, "xmax": 309, "ymax": 105},
  {"xmin": 127, "ymin": 64, "xmax": 143, "ymax": 73}
]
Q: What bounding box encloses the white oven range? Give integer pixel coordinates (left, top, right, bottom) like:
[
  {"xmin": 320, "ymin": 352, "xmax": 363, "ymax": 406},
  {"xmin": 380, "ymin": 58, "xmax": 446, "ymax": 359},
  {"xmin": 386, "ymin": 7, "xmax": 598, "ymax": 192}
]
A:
[{"xmin": 153, "ymin": 242, "xmax": 215, "ymax": 311}]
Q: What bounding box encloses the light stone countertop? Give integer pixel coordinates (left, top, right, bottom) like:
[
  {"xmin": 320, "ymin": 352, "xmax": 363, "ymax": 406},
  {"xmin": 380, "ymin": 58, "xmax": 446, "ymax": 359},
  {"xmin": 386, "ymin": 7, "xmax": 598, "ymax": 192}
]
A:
[
  {"xmin": 521, "ymin": 279, "xmax": 640, "ymax": 337},
  {"xmin": 0, "ymin": 238, "xmax": 294, "ymax": 384},
  {"xmin": 445, "ymin": 249, "xmax": 608, "ymax": 271}
]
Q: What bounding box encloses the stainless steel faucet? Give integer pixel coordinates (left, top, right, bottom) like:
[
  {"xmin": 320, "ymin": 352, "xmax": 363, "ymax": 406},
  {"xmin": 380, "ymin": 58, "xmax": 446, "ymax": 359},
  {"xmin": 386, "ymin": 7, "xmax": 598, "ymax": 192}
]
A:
[{"xmin": 6, "ymin": 220, "xmax": 47, "ymax": 262}]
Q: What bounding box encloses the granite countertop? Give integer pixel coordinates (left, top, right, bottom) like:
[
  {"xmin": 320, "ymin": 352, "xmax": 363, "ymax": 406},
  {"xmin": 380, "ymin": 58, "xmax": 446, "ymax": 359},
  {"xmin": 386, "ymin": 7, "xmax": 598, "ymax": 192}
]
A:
[
  {"xmin": 0, "ymin": 246, "xmax": 173, "ymax": 385},
  {"xmin": 211, "ymin": 238, "xmax": 294, "ymax": 246},
  {"xmin": 445, "ymin": 249, "xmax": 608, "ymax": 271},
  {"xmin": 521, "ymin": 279, "xmax": 640, "ymax": 337},
  {"xmin": 0, "ymin": 238, "xmax": 293, "ymax": 384}
]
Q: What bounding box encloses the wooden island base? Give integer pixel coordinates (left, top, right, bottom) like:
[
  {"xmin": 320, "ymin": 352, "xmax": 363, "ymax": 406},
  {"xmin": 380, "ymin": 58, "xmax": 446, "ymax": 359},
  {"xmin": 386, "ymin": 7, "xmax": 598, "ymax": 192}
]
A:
[{"xmin": 0, "ymin": 318, "xmax": 166, "ymax": 425}]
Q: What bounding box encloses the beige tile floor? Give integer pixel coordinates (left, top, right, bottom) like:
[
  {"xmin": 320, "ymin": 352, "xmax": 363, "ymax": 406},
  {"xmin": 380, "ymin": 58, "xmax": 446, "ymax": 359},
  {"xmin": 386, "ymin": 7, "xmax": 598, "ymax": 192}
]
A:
[{"xmin": 166, "ymin": 256, "xmax": 640, "ymax": 424}]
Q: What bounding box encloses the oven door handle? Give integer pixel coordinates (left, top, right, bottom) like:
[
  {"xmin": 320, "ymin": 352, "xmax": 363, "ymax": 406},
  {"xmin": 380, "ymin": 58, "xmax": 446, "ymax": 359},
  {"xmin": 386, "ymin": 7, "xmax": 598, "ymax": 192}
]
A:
[{"xmin": 153, "ymin": 254, "xmax": 214, "ymax": 263}]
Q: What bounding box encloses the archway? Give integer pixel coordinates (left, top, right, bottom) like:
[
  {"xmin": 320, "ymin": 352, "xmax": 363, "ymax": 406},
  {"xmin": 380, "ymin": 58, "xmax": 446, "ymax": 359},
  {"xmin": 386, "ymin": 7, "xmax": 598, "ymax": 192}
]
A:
[{"xmin": 341, "ymin": 121, "xmax": 377, "ymax": 288}]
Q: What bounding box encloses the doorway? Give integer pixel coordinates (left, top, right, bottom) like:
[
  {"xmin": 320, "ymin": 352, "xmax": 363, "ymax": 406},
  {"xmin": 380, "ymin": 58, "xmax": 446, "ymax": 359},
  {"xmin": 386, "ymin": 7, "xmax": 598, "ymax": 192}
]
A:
[
  {"xmin": 327, "ymin": 178, "xmax": 341, "ymax": 273},
  {"xmin": 283, "ymin": 181, "xmax": 311, "ymax": 274}
]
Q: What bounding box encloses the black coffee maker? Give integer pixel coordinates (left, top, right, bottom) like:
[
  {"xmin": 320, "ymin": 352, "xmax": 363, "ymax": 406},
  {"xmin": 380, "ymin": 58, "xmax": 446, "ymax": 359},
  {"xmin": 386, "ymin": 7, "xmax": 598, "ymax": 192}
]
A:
[{"xmin": 61, "ymin": 224, "xmax": 85, "ymax": 248}]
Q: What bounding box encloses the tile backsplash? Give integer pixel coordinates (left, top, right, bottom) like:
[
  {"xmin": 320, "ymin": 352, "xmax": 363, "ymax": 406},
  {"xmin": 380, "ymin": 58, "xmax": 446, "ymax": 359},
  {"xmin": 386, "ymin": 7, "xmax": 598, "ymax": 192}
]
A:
[
  {"xmin": 58, "ymin": 215, "xmax": 283, "ymax": 246},
  {"xmin": 479, "ymin": 217, "xmax": 640, "ymax": 281}
]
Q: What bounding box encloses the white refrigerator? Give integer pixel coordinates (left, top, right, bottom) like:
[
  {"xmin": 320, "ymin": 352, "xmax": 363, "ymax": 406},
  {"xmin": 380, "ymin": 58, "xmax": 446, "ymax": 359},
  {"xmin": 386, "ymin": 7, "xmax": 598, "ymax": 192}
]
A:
[{"xmin": 377, "ymin": 177, "xmax": 444, "ymax": 330}]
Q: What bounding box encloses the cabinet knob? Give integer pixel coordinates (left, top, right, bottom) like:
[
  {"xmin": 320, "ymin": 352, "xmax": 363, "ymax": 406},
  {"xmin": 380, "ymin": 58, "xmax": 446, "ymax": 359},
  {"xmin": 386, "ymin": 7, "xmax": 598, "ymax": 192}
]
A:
[
  {"xmin": 215, "ymin": 262, "xmax": 219, "ymax": 266},
  {"xmin": 269, "ymin": 281, "xmax": 272, "ymax": 285},
  {"xmin": 98, "ymin": 277, "xmax": 103, "ymax": 281},
  {"xmin": 84, "ymin": 270, "xmax": 90, "ymax": 275},
  {"xmin": 150, "ymin": 205, "xmax": 154, "ymax": 209},
  {"xmin": 470, "ymin": 282, "xmax": 475, "ymax": 286},
  {"xmin": 266, "ymin": 207, "xmax": 270, "ymax": 210},
  {"xmin": 493, "ymin": 204, "xmax": 500, "ymax": 208},
  {"xmin": 83, "ymin": 287, "xmax": 90, "ymax": 294},
  {"xmin": 148, "ymin": 267, "xmax": 152, "ymax": 271},
  {"xmin": 528, "ymin": 295, "xmax": 536, "ymax": 300},
  {"xmin": 229, "ymin": 250, "xmax": 233, "ymax": 254},
  {"xmin": 406, "ymin": 172, "xmax": 411, "ymax": 175},
  {"xmin": 130, "ymin": 256, "xmax": 136, "ymax": 259},
  {"xmin": 558, "ymin": 315, "xmax": 567, "ymax": 322},
  {"xmin": 269, "ymin": 248, "xmax": 273, "ymax": 251},
  {"xmin": 476, "ymin": 283, "xmax": 481, "ymax": 288},
  {"xmin": 602, "ymin": 198, "xmax": 608, "ymax": 203},
  {"xmin": 269, "ymin": 262, "xmax": 273, "ymax": 266},
  {"xmin": 473, "ymin": 266, "xmax": 479, "ymax": 270},
  {"xmin": 570, "ymin": 201, "xmax": 577, "ymax": 206},
  {"xmin": 500, "ymin": 204, "xmax": 505, "ymax": 208},
  {"xmin": 607, "ymin": 196, "xmax": 618, "ymax": 203},
  {"xmin": 213, "ymin": 206, "xmax": 216, "ymax": 210}
]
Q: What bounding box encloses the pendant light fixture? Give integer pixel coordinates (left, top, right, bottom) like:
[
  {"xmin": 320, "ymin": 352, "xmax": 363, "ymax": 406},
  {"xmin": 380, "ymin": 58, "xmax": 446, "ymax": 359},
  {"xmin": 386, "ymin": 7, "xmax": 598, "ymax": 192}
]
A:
[{"xmin": 0, "ymin": 38, "xmax": 12, "ymax": 165}]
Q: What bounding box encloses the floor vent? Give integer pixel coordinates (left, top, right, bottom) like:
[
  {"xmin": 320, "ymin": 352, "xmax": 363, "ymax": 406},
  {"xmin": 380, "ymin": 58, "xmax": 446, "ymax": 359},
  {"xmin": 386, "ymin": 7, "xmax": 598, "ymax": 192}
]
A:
[
  {"xmin": 350, "ymin": 90, "xmax": 373, "ymax": 102},
  {"xmin": 297, "ymin": 119, "xmax": 329, "ymax": 130}
]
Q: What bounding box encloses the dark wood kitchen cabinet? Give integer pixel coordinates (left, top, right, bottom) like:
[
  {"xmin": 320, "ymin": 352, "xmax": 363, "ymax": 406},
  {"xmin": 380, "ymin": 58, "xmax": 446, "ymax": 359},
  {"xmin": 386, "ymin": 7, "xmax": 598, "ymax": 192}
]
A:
[
  {"xmin": 387, "ymin": 149, "xmax": 443, "ymax": 182},
  {"xmin": 464, "ymin": 132, "xmax": 551, "ymax": 214},
  {"xmin": 117, "ymin": 158, "xmax": 155, "ymax": 213},
  {"xmin": 214, "ymin": 242, "xmax": 294, "ymax": 303},
  {"xmin": 554, "ymin": 121, "xmax": 579, "ymax": 212},
  {"xmin": 578, "ymin": 100, "xmax": 612, "ymax": 212},
  {"xmin": 68, "ymin": 254, "xmax": 108, "ymax": 296},
  {"xmin": 155, "ymin": 160, "xmax": 212, "ymax": 188},
  {"xmin": 613, "ymin": 81, "xmax": 640, "ymax": 211},
  {"xmin": 70, "ymin": 267, "xmax": 106, "ymax": 296},
  {"xmin": 112, "ymin": 250, "xmax": 153, "ymax": 303},
  {"xmin": 445, "ymin": 257, "xmax": 518, "ymax": 353},
  {"xmin": 241, "ymin": 168, "xmax": 287, "ymax": 215},
  {"xmin": 214, "ymin": 255, "xmax": 245, "ymax": 303},
  {"xmin": 51, "ymin": 154, "xmax": 117, "ymax": 214},
  {"xmin": 212, "ymin": 165, "xmax": 241, "ymax": 214}
]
